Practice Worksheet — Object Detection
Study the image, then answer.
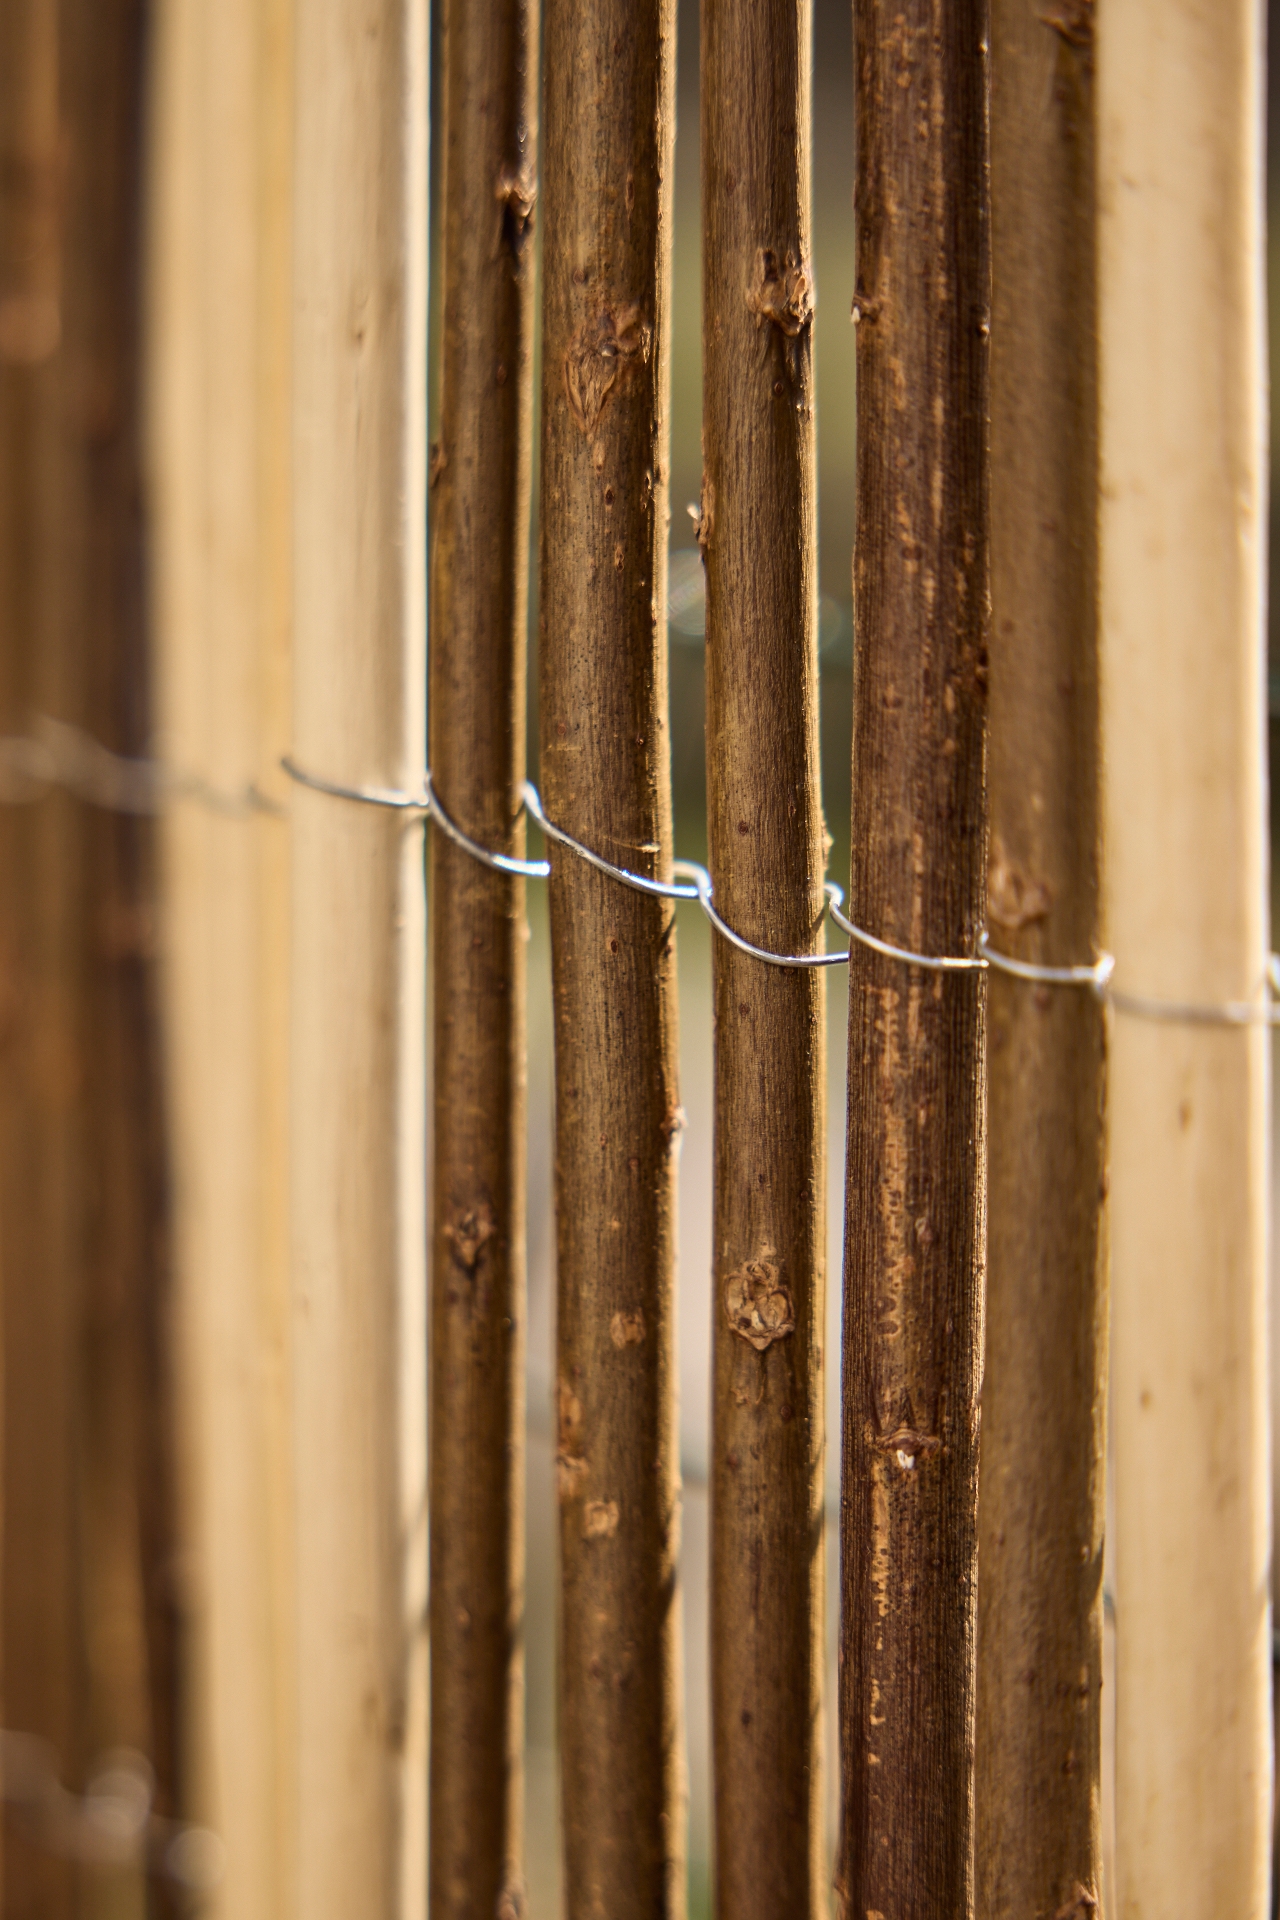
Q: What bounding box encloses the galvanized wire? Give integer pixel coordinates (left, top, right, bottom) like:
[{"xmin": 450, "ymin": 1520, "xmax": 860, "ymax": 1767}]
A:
[
  {"xmin": 289, "ymin": 756, "xmax": 1270, "ymax": 1020},
  {"xmin": 3, "ymin": 720, "xmax": 1274, "ymax": 1026}
]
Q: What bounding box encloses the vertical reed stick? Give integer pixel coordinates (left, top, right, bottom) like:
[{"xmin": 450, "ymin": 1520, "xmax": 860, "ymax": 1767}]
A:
[
  {"xmin": 701, "ymin": 3, "xmax": 826, "ymax": 1914},
  {"xmin": 0, "ymin": 5, "xmax": 71, "ymax": 1910},
  {"xmin": 975, "ymin": 6, "xmax": 1105, "ymax": 1915},
  {"xmin": 291, "ymin": 0, "xmax": 428, "ymax": 1912},
  {"xmin": 1099, "ymin": 1, "xmax": 1270, "ymax": 1912},
  {"xmin": 58, "ymin": 15, "xmax": 183, "ymax": 1873},
  {"xmin": 538, "ymin": 0, "xmax": 683, "ymax": 1907},
  {"xmin": 838, "ymin": 2, "xmax": 990, "ymax": 1912},
  {"xmin": 428, "ymin": 0, "xmax": 536, "ymax": 1910},
  {"xmin": 148, "ymin": 0, "xmax": 296, "ymax": 1911},
  {"xmin": 1, "ymin": 3, "xmax": 179, "ymax": 1910}
]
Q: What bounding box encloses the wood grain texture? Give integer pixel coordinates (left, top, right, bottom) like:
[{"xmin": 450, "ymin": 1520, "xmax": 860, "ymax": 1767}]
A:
[
  {"xmin": 537, "ymin": 0, "xmax": 684, "ymax": 1910},
  {"xmin": 975, "ymin": 8, "xmax": 1105, "ymax": 1917},
  {"xmin": 290, "ymin": 1, "xmax": 428, "ymax": 1912},
  {"xmin": 427, "ymin": 0, "xmax": 536, "ymax": 1911},
  {"xmin": 0, "ymin": 4, "xmax": 181, "ymax": 1913},
  {"xmin": 700, "ymin": 3, "xmax": 826, "ymax": 1915},
  {"xmin": 1099, "ymin": 1, "xmax": 1270, "ymax": 1913},
  {"xmin": 147, "ymin": 0, "xmax": 297, "ymax": 1912},
  {"xmin": 838, "ymin": 2, "xmax": 990, "ymax": 1914}
]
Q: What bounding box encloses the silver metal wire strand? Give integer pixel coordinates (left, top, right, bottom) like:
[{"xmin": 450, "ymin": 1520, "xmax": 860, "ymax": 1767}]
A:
[
  {"xmin": 1, "ymin": 716, "xmax": 283, "ymax": 817},
  {"xmin": 284, "ymin": 756, "xmax": 1280, "ymax": 1020},
  {"xmin": 4, "ymin": 723, "xmax": 1274, "ymax": 1026}
]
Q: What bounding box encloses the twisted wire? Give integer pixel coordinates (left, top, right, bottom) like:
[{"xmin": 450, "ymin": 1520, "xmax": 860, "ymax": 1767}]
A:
[
  {"xmin": 283, "ymin": 755, "xmax": 1277, "ymax": 1023},
  {"xmin": 4, "ymin": 720, "xmax": 1272, "ymax": 1026}
]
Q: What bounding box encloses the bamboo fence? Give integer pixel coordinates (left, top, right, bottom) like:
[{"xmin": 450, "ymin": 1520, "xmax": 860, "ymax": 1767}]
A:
[{"xmin": 0, "ymin": 1, "xmax": 1271, "ymax": 1917}]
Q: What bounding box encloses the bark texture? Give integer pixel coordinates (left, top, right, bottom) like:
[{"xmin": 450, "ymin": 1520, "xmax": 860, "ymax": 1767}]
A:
[
  {"xmin": 428, "ymin": 0, "xmax": 536, "ymax": 1912},
  {"xmin": 538, "ymin": 0, "xmax": 683, "ymax": 1910},
  {"xmin": 701, "ymin": 3, "xmax": 826, "ymax": 1916},
  {"xmin": 0, "ymin": 2, "xmax": 181, "ymax": 1913},
  {"xmin": 838, "ymin": 2, "xmax": 990, "ymax": 1914},
  {"xmin": 975, "ymin": 6, "xmax": 1105, "ymax": 1916}
]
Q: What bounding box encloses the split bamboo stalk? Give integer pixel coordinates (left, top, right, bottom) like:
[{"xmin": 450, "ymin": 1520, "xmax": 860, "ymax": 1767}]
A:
[
  {"xmin": 974, "ymin": 6, "xmax": 1105, "ymax": 1915},
  {"xmin": 62, "ymin": 10, "xmax": 183, "ymax": 1901},
  {"xmin": 1098, "ymin": 1, "xmax": 1270, "ymax": 1912},
  {"xmin": 538, "ymin": 0, "xmax": 683, "ymax": 1907},
  {"xmin": 0, "ymin": 5, "xmax": 67, "ymax": 1908},
  {"xmin": 290, "ymin": 1, "xmax": 428, "ymax": 1913},
  {"xmin": 1, "ymin": 3, "xmax": 179, "ymax": 1911},
  {"xmin": 427, "ymin": 0, "xmax": 536, "ymax": 1911},
  {"xmin": 700, "ymin": 3, "xmax": 826, "ymax": 1915},
  {"xmin": 147, "ymin": 0, "xmax": 296, "ymax": 1913},
  {"xmin": 838, "ymin": 1, "xmax": 990, "ymax": 1912}
]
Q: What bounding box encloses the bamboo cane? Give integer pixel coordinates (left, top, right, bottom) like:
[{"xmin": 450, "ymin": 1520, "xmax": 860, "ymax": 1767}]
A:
[
  {"xmin": 427, "ymin": 0, "xmax": 536, "ymax": 1911},
  {"xmin": 63, "ymin": 13, "xmax": 183, "ymax": 1908},
  {"xmin": 290, "ymin": 1, "xmax": 428, "ymax": 1913},
  {"xmin": 147, "ymin": 0, "xmax": 296, "ymax": 1914},
  {"xmin": 1, "ymin": 4, "xmax": 179, "ymax": 1913},
  {"xmin": 1099, "ymin": 1, "xmax": 1270, "ymax": 1913},
  {"xmin": 838, "ymin": 1, "xmax": 990, "ymax": 1912},
  {"xmin": 0, "ymin": 5, "xmax": 68, "ymax": 1908},
  {"xmin": 537, "ymin": 0, "xmax": 683, "ymax": 1908},
  {"xmin": 701, "ymin": 3, "xmax": 826, "ymax": 1915},
  {"xmin": 974, "ymin": 7, "xmax": 1105, "ymax": 1916}
]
